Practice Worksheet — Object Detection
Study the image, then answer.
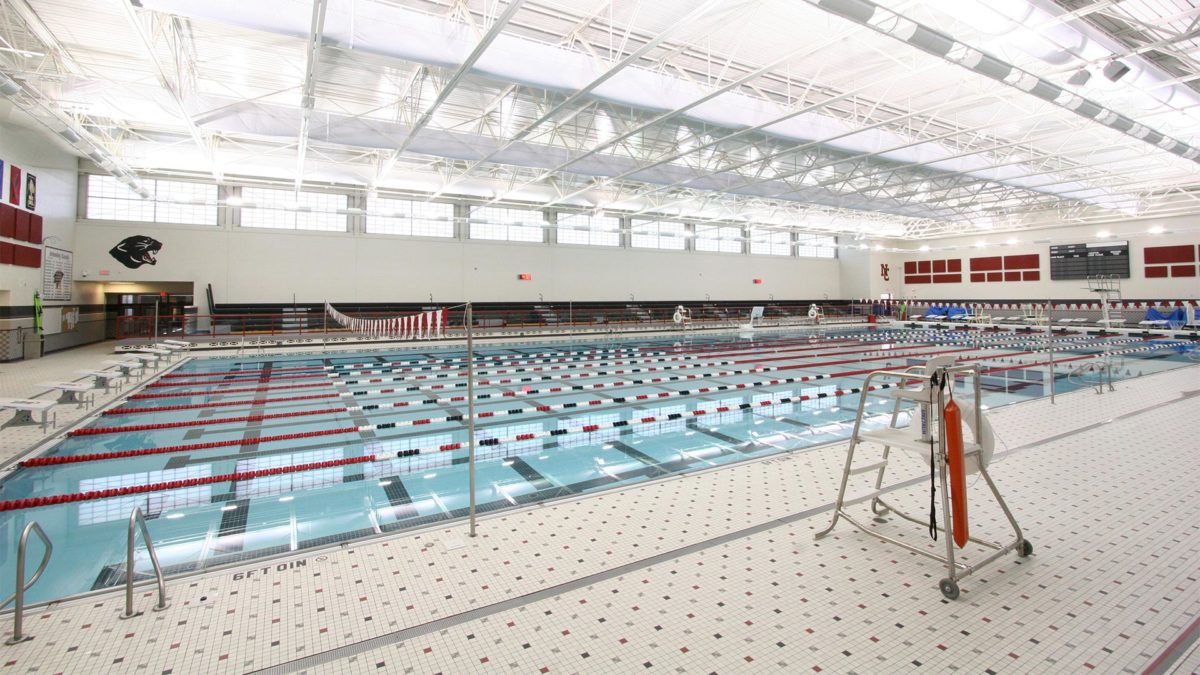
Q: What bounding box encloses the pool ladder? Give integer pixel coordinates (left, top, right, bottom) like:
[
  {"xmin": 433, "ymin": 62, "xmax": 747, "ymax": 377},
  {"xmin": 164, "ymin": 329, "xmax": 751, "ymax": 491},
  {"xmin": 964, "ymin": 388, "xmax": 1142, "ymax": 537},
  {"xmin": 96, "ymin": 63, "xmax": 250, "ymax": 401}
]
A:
[
  {"xmin": 0, "ymin": 522, "xmax": 52, "ymax": 644},
  {"xmin": 120, "ymin": 506, "xmax": 169, "ymax": 619},
  {"xmin": 1, "ymin": 507, "xmax": 169, "ymax": 646}
]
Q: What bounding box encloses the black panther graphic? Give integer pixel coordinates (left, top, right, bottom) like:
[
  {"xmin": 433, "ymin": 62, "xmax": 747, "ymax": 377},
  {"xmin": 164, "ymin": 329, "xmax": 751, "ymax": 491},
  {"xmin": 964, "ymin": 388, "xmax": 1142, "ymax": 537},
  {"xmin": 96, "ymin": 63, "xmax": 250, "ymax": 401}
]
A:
[{"xmin": 109, "ymin": 235, "xmax": 162, "ymax": 269}]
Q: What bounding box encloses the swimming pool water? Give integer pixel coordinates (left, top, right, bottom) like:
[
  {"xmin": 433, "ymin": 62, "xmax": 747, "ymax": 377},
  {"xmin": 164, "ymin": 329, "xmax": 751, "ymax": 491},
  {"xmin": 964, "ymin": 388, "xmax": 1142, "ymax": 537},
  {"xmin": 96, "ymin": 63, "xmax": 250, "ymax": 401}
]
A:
[{"xmin": 0, "ymin": 326, "xmax": 1195, "ymax": 604}]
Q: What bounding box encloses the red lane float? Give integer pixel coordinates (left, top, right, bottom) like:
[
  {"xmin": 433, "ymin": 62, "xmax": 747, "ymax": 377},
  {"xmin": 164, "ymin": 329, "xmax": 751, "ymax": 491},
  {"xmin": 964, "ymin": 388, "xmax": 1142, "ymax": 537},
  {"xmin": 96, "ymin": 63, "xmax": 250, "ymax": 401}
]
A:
[
  {"xmin": 104, "ymin": 392, "xmax": 342, "ymax": 415},
  {"xmin": 0, "ymin": 455, "xmax": 376, "ymax": 512},
  {"xmin": 146, "ymin": 372, "xmax": 332, "ymax": 387},
  {"xmin": 129, "ymin": 381, "xmax": 334, "ymax": 399},
  {"xmin": 71, "ymin": 407, "xmax": 351, "ymax": 436},
  {"xmin": 21, "ymin": 426, "xmax": 361, "ymax": 466}
]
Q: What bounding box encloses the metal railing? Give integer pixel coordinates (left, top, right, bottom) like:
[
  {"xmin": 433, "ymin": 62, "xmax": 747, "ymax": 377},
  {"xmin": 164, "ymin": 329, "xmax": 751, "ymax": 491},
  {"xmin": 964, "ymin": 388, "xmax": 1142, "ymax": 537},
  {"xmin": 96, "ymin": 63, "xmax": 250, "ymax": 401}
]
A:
[
  {"xmin": 1, "ymin": 522, "xmax": 52, "ymax": 644},
  {"xmin": 120, "ymin": 507, "xmax": 169, "ymax": 619},
  {"xmin": 116, "ymin": 302, "xmax": 872, "ymax": 340}
]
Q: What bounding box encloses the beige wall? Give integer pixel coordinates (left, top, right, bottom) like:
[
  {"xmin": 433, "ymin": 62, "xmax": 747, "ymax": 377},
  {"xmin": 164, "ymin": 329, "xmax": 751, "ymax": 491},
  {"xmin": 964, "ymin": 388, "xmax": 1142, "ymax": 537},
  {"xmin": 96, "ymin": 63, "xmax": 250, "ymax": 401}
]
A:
[
  {"xmin": 73, "ymin": 220, "xmax": 843, "ymax": 306},
  {"xmin": 890, "ymin": 217, "xmax": 1200, "ymax": 301}
]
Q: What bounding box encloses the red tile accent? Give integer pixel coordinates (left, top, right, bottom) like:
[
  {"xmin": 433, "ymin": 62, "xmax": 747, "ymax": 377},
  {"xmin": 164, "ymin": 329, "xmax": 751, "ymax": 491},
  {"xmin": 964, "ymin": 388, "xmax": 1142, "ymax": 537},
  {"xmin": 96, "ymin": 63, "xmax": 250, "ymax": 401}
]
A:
[
  {"xmin": 904, "ymin": 261, "xmax": 917, "ymax": 274},
  {"xmin": 932, "ymin": 274, "xmax": 962, "ymax": 283},
  {"xmin": 986, "ymin": 272, "xmax": 1002, "ymax": 282},
  {"xmin": 918, "ymin": 260, "xmax": 931, "ymax": 273},
  {"xmin": 1146, "ymin": 265, "xmax": 1169, "ymax": 278},
  {"xmin": 948, "ymin": 258, "xmax": 962, "ymax": 272},
  {"xmin": 1023, "ymin": 271, "xmax": 1040, "ymax": 281},
  {"xmin": 906, "ymin": 275, "xmax": 931, "ymax": 284},
  {"xmin": 970, "ymin": 273, "xmax": 985, "ymax": 283},
  {"xmin": 1004, "ymin": 271, "xmax": 1021, "ymax": 282},
  {"xmin": 1171, "ymin": 265, "xmax": 1196, "ymax": 277},
  {"xmin": 0, "ymin": 205, "xmax": 13, "ymax": 238},
  {"xmin": 933, "ymin": 259, "xmax": 946, "ymax": 273},
  {"xmin": 13, "ymin": 210, "xmax": 29, "ymax": 242}
]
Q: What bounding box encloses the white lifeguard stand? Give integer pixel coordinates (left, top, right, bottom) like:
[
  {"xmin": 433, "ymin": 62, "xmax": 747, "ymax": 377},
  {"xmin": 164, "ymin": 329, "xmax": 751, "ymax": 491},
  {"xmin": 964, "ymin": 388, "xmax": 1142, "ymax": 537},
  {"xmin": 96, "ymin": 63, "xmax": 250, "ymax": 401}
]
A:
[
  {"xmin": 807, "ymin": 303, "xmax": 824, "ymax": 324},
  {"xmin": 815, "ymin": 356, "xmax": 1031, "ymax": 599},
  {"xmin": 672, "ymin": 305, "xmax": 692, "ymax": 330},
  {"xmin": 739, "ymin": 306, "xmax": 764, "ymax": 331}
]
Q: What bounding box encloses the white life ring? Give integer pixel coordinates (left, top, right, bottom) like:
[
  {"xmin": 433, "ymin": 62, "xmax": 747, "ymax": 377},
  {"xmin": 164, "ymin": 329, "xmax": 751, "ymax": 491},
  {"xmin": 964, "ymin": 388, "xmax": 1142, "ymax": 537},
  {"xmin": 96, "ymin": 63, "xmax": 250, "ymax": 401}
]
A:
[
  {"xmin": 673, "ymin": 306, "xmax": 685, "ymax": 324},
  {"xmin": 808, "ymin": 305, "xmax": 819, "ymax": 319}
]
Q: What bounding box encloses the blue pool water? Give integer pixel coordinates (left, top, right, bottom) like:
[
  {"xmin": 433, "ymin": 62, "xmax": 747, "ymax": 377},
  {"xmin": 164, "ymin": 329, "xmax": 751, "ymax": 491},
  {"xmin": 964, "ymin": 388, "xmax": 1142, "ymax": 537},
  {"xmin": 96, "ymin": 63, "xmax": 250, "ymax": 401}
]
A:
[{"xmin": 0, "ymin": 326, "xmax": 1195, "ymax": 604}]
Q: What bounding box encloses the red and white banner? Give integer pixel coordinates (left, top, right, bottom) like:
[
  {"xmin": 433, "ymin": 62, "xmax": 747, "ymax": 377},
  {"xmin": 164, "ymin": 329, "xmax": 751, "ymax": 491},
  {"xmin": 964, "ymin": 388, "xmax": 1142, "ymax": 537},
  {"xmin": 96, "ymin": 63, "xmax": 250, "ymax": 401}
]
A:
[{"xmin": 325, "ymin": 303, "xmax": 448, "ymax": 339}]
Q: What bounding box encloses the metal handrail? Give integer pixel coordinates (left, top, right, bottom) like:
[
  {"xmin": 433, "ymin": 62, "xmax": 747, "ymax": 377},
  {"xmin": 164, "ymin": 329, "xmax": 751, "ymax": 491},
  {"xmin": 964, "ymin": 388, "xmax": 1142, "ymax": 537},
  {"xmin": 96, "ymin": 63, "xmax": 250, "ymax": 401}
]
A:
[
  {"xmin": 0, "ymin": 522, "xmax": 52, "ymax": 644},
  {"xmin": 120, "ymin": 507, "xmax": 169, "ymax": 619}
]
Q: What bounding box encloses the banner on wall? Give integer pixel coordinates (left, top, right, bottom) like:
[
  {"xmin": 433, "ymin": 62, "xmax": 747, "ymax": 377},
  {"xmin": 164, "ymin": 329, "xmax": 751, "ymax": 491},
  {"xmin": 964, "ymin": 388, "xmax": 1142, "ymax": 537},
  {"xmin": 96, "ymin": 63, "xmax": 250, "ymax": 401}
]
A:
[
  {"xmin": 59, "ymin": 306, "xmax": 80, "ymax": 333},
  {"xmin": 25, "ymin": 173, "xmax": 35, "ymax": 211},
  {"xmin": 42, "ymin": 247, "xmax": 73, "ymax": 300},
  {"xmin": 8, "ymin": 164, "xmax": 19, "ymax": 205}
]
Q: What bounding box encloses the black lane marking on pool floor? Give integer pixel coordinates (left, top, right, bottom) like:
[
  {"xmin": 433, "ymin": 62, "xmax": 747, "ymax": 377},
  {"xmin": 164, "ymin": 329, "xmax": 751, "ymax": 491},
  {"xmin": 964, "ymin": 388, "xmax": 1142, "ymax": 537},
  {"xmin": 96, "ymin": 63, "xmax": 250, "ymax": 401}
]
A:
[{"xmin": 212, "ymin": 498, "xmax": 251, "ymax": 553}]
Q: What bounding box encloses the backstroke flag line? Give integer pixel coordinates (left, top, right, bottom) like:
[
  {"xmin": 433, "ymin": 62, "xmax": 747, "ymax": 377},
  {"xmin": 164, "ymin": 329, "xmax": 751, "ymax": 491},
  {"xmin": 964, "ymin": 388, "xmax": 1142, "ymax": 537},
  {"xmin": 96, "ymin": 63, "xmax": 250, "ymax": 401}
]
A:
[{"xmin": 325, "ymin": 303, "xmax": 447, "ymax": 339}]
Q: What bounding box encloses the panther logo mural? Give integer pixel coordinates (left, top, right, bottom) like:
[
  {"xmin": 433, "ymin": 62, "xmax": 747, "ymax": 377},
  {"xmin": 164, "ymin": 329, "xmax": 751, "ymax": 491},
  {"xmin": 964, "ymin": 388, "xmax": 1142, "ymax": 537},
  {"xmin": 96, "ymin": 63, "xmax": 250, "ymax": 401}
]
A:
[{"xmin": 109, "ymin": 235, "xmax": 163, "ymax": 269}]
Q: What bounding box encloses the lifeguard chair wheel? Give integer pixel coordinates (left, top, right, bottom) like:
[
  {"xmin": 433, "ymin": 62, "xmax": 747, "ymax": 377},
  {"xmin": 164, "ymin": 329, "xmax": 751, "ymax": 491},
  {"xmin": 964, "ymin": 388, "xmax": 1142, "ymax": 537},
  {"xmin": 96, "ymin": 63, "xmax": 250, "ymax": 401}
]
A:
[
  {"xmin": 1019, "ymin": 539, "xmax": 1033, "ymax": 557},
  {"xmin": 939, "ymin": 578, "xmax": 960, "ymax": 600}
]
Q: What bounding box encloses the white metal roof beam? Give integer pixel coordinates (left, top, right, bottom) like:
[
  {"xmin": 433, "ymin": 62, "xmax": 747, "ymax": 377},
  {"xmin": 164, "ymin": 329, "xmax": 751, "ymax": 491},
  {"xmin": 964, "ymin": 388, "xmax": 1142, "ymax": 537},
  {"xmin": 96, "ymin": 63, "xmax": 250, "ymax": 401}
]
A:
[
  {"xmin": 483, "ymin": 18, "xmax": 870, "ymax": 206},
  {"xmin": 373, "ymin": 0, "xmax": 528, "ymax": 187},
  {"xmin": 294, "ymin": 0, "xmax": 328, "ymax": 194},
  {"xmin": 422, "ymin": 0, "xmax": 732, "ymax": 202},
  {"xmin": 121, "ymin": 0, "xmax": 221, "ymax": 182}
]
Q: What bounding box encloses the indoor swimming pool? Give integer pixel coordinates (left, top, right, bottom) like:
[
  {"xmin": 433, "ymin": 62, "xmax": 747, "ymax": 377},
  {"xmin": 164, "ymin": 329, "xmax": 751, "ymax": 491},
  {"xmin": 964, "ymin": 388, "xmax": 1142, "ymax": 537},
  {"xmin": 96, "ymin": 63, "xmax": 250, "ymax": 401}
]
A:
[{"xmin": 1, "ymin": 325, "xmax": 1196, "ymax": 604}]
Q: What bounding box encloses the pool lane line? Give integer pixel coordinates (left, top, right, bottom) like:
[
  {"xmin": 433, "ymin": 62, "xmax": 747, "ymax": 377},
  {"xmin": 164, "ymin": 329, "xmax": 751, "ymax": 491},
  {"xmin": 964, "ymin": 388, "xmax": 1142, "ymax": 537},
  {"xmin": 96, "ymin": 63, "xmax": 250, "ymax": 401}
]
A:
[
  {"xmin": 34, "ymin": 338, "xmax": 1187, "ymax": 463},
  {"xmin": 74, "ymin": 336, "xmax": 1167, "ymax": 436},
  {"xmin": 150, "ymin": 331, "xmax": 912, "ymax": 386},
  {"xmin": 112, "ymin": 332, "xmax": 1152, "ymax": 406},
  {"xmin": 19, "ymin": 384, "xmax": 896, "ymax": 473}
]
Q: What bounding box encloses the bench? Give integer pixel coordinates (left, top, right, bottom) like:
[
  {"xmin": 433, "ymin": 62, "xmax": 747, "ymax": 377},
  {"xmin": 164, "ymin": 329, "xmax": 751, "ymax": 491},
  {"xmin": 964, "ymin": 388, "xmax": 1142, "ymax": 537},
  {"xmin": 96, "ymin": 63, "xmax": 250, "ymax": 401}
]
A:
[
  {"xmin": 0, "ymin": 398, "xmax": 57, "ymax": 432},
  {"xmin": 37, "ymin": 381, "xmax": 96, "ymax": 408}
]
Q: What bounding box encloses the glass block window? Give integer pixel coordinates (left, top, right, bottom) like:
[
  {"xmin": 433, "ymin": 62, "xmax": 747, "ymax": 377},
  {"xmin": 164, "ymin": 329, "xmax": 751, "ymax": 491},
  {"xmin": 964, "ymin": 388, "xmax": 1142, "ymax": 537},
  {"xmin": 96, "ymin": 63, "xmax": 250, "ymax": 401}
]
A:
[
  {"xmin": 796, "ymin": 234, "xmax": 838, "ymax": 258},
  {"xmin": 78, "ymin": 465, "xmax": 212, "ymax": 525},
  {"xmin": 363, "ymin": 434, "xmax": 456, "ymax": 478},
  {"xmin": 695, "ymin": 224, "xmax": 742, "ymax": 253},
  {"xmin": 634, "ymin": 404, "xmax": 686, "ymax": 436},
  {"xmin": 86, "ymin": 175, "xmax": 218, "ymax": 225},
  {"xmin": 752, "ymin": 390, "xmax": 793, "ymax": 417},
  {"xmin": 559, "ymin": 412, "xmax": 621, "ymax": 448},
  {"xmin": 240, "ymin": 187, "xmax": 347, "ymax": 231},
  {"xmin": 366, "ymin": 196, "xmax": 454, "ymax": 237},
  {"xmin": 476, "ymin": 422, "xmax": 544, "ymax": 454},
  {"xmin": 235, "ymin": 448, "xmax": 346, "ymax": 498},
  {"xmin": 749, "ymin": 228, "xmax": 791, "ymax": 256},
  {"xmin": 556, "ymin": 213, "xmax": 620, "ymax": 246},
  {"xmin": 469, "ymin": 206, "xmax": 544, "ymax": 242},
  {"xmin": 631, "ymin": 220, "xmax": 686, "ymax": 250}
]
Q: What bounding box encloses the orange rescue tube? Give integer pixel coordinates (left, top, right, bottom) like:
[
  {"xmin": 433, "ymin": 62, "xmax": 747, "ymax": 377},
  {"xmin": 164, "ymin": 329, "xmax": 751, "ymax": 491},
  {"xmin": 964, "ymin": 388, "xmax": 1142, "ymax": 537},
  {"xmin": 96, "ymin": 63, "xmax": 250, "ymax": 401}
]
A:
[{"xmin": 943, "ymin": 398, "xmax": 969, "ymax": 548}]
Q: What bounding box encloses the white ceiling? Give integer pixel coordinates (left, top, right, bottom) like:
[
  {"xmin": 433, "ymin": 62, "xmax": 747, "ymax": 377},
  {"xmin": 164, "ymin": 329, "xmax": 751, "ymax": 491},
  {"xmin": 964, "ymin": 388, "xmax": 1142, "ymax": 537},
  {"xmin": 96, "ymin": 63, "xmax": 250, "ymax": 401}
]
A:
[{"xmin": 1, "ymin": 0, "xmax": 1198, "ymax": 238}]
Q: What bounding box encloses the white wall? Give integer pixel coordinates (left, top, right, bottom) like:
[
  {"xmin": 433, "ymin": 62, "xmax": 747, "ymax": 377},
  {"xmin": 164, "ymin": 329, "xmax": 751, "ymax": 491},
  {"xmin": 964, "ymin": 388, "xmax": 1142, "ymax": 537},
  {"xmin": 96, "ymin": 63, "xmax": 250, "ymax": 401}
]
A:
[
  {"xmin": 890, "ymin": 216, "xmax": 1200, "ymax": 301},
  {"xmin": 0, "ymin": 119, "xmax": 78, "ymax": 310},
  {"xmin": 72, "ymin": 220, "xmax": 844, "ymax": 305}
]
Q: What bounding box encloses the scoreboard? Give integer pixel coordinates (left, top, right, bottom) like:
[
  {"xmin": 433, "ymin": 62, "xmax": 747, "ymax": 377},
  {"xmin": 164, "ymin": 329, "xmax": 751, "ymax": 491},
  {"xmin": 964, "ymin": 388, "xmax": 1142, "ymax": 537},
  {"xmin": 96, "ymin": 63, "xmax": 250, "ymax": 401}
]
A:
[{"xmin": 1049, "ymin": 241, "xmax": 1130, "ymax": 280}]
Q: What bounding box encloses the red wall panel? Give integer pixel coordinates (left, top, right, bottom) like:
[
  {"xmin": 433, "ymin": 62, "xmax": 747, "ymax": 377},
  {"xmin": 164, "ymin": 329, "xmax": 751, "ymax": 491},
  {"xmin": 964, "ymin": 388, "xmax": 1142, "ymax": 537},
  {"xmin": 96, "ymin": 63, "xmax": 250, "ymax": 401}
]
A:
[
  {"xmin": 1022, "ymin": 271, "xmax": 1040, "ymax": 281},
  {"xmin": 932, "ymin": 259, "xmax": 946, "ymax": 273},
  {"xmin": 1171, "ymin": 265, "xmax": 1197, "ymax": 277},
  {"xmin": 970, "ymin": 256, "xmax": 1002, "ymax": 272},
  {"xmin": 970, "ymin": 272, "xmax": 985, "ymax": 283},
  {"xmin": 1004, "ymin": 254, "xmax": 1039, "ymax": 270},
  {"xmin": 986, "ymin": 272, "xmax": 1002, "ymax": 282},
  {"xmin": 14, "ymin": 245, "xmax": 40, "ymax": 268},
  {"xmin": 28, "ymin": 214, "xmax": 42, "ymax": 244},
  {"xmin": 1145, "ymin": 266, "xmax": 1169, "ymax": 278},
  {"xmin": 947, "ymin": 259, "xmax": 962, "ymax": 272},
  {"xmin": 0, "ymin": 242, "xmax": 13, "ymax": 265},
  {"xmin": 14, "ymin": 210, "xmax": 29, "ymax": 242},
  {"xmin": 918, "ymin": 260, "xmax": 931, "ymax": 273},
  {"xmin": 932, "ymin": 274, "xmax": 961, "ymax": 283},
  {"xmin": 1004, "ymin": 271, "xmax": 1021, "ymax": 282},
  {"xmin": 0, "ymin": 205, "xmax": 12, "ymax": 239},
  {"xmin": 904, "ymin": 261, "xmax": 917, "ymax": 274},
  {"xmin": 906, "ymin": 275, "xmax": 931, "ymax": 284},
  {"xmin": 1144, "ymin": 245, "xmax": 1195, "ymax": 265}
]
